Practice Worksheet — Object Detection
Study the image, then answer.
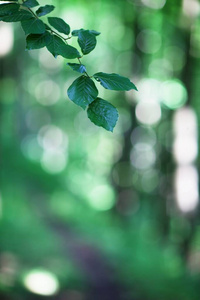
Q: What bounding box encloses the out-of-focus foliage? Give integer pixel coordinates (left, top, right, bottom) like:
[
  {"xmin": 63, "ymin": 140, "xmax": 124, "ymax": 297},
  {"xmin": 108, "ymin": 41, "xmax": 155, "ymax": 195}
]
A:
[{"xmin": 0, "ymin": 0, "xmax": 200, "ymax": 299}]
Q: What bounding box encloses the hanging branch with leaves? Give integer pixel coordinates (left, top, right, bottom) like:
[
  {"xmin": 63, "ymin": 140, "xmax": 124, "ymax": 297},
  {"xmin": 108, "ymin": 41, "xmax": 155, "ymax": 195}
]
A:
[{"xmin": 0, "ymin": 0, "xmax": 138, "ymax": 131}]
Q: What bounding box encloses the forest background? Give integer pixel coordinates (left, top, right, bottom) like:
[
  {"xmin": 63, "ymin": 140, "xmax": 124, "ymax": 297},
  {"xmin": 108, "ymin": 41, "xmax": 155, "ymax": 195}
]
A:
[{"xmin": 1, "ymin": 0, "xmax": 200, "ymax": 299}]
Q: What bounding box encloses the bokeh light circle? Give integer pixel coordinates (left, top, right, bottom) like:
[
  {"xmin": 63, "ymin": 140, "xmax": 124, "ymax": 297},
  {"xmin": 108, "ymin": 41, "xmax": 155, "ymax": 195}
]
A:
[
  {"xmin": 137, "ymin": 30, "xmax": 162, "ymax": 54},
  {"xmin": 88, "ymin": 185, "xmax": 115, "ymax": 211},
  {"xmin": 160, "ymin": 79, "xmax": 187, "ymax": 109},
  {"xmin": 136, "ymin": 101, "xmax": 161, "ymax": 125},
  {"xmin": 23, "ymin": 269, "xmax": 59, "ymax": 296},
  {"xmin": 141, "ymin": 0, "xmax": 166, "ymax": 9}
]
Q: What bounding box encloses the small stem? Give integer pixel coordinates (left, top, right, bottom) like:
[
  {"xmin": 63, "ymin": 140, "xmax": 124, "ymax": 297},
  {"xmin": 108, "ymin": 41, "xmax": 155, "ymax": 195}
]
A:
[
  {"xmin": 78, "ymin": 57, "xmax": 90, "ymax": 77},
  {"xmin": 20, "ymin": 1, "xmax": 91, "ymax": 78},
  {"xmin": 21, "ymin": 1, "xmax": 39, "ymax": 19},
  {"xmin": 50, "ymin": 29, "xmax": 68, "ymax": 43},
  {"xmin": 21, "ymin": 3, "xmax": 68, "ymax": 42},
  {"xmin": 28, "ymin": 7, "xmax": 39, "ymax": 18}
]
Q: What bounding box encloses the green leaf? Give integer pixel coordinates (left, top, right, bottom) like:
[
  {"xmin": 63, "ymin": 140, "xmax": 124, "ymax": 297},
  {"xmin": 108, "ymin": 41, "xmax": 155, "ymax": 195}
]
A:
[
  {"xmin": 0, "ymin": 3, "xmax": 19, "ymax": 16},
  {"xmin": 36, "ymin": 5, "xmax": 55, "ymax": 17},
  {"xmin": 67, "ymin": 75, "xmax": 98, "ymax": 109},
  {"xmin": 26, "ymin": 32, "xmax": 51, "ymax": 50},
  {"xmin": 21, "ymin": 18, "xmax": 45, "ymax": 35},
  {"xmin": 59, "ymin": 44, "xmax": 81, "ymax": 59},
  {"xmin": 71, "ymin": 29, "xmax": 83, "ymax": 36},
  {"xmin": 87, "ymin": 98, "xmax": 118, "ymax": 132},
  {"xmin": 45, "ymin": 35, "xmax": 64, "ymax": 57},
  {"xmin": 23, "ymin": 0, "xmax": 39, "ymax": 8},
  {"xmin": 89, "ymin": 30, "xmax": 101, "ymax": 36},
  {"xmin": 93, "ymin": 72, "xmax": 138, "ymax": 91},
  {"xmin": 48, "ymin": 17, "xmax": 70, "ymax": 35},
  {"xmin": 78, "ymin": 30, "xmax": 97, "ymax": 55},
  {"xmin": 46, "ymin": 35, "xmax": 80, "ymax": 59},
  {"xmin": 72, "ymin": 28, "xmax": 100, "ymax": 36},
  {"xmin": 67, "ymin": 63, "xmax": 87, "ymax": 74},
  {"xmin": 0, "ymin": 9, "xmax": 33, "ymax": 22}
]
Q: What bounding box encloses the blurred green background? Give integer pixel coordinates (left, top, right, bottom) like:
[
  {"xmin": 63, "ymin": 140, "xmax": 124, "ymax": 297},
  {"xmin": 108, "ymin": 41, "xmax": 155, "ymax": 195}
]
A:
[{"xmin": 1, "ymin": 0, "xmax": 200, "ymax": 299}]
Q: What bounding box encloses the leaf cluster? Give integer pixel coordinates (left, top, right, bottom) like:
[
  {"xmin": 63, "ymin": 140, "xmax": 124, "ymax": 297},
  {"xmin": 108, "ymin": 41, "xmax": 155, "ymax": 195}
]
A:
[{"xmin": 0, "ymin": 0, "xmax": 137, "ymax": 131}]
